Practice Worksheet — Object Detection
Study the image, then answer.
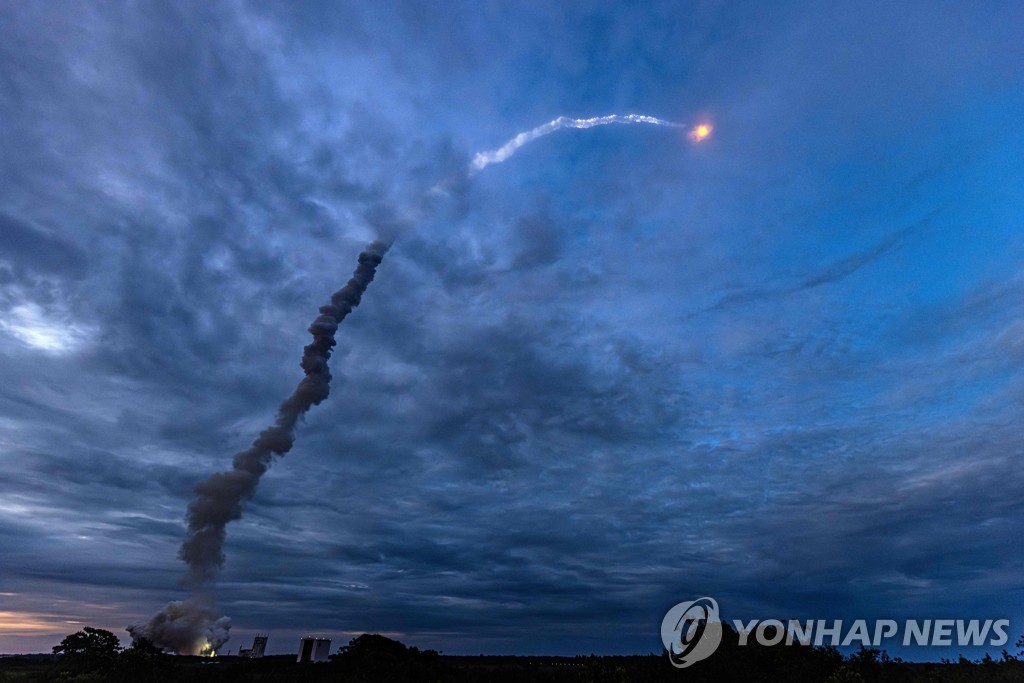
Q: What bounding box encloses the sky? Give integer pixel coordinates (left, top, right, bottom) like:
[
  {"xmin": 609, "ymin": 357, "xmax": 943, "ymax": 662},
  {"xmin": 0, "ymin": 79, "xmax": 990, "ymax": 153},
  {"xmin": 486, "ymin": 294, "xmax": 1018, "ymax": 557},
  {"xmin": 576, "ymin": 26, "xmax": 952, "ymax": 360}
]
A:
[{"xmin": 1, "ymin": 0, "xmax": 1023, "ymax": 659}]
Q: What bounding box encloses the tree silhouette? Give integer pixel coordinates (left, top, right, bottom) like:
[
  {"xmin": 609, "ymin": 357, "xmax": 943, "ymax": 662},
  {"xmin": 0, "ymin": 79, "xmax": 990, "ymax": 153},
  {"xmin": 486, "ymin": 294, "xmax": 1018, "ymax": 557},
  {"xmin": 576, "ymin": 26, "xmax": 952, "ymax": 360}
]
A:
[{"xmin": 52, "ymin": 626, "xmax": 122, "ymax": 674}]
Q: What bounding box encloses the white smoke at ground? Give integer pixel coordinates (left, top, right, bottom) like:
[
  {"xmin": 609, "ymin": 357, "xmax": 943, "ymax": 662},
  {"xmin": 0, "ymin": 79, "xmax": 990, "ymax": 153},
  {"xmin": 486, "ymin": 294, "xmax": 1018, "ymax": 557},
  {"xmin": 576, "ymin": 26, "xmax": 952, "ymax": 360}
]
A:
[{"xmin": 127, "ymin": 596, "xmax": 230, "ymax": 656}]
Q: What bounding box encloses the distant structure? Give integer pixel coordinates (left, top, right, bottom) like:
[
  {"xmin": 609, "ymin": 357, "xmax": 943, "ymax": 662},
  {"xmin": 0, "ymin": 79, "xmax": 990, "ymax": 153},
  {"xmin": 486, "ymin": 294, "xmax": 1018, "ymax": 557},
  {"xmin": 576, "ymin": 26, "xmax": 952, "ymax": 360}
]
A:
[
  {"xmin": 238, "ymin": 633, "xmax": 268, "ymax": 658},
  {"xmin": 296, "ymin": 636, "xmax": 332, "ymax": 663}
]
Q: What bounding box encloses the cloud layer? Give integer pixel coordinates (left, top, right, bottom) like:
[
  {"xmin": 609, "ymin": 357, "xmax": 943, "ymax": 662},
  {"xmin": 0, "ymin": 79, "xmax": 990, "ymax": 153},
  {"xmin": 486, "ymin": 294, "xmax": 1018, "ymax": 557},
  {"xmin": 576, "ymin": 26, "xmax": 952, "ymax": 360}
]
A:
[{"xmin": 1, "ymin": 0, "xmax": 1023, "ymax": 658}]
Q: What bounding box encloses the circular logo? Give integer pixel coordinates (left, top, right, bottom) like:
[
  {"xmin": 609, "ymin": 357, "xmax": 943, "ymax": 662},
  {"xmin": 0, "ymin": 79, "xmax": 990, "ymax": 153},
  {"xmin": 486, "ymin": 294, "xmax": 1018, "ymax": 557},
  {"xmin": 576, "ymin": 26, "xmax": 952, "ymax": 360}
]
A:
[{"xmin": 660, "ymin": 597, "xmax": 723, "ymax": 668}]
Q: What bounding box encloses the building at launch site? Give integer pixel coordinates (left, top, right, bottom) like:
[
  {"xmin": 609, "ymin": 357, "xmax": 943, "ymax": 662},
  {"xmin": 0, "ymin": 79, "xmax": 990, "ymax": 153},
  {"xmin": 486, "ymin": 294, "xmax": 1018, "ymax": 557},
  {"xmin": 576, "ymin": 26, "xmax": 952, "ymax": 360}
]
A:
[
  {"xmin": 296, "ymin": 636, "xmax": 332, "ymax": 663},
  {"xmin": 238, "ymin": 633, "xmax": 268, "ymax": 658}
]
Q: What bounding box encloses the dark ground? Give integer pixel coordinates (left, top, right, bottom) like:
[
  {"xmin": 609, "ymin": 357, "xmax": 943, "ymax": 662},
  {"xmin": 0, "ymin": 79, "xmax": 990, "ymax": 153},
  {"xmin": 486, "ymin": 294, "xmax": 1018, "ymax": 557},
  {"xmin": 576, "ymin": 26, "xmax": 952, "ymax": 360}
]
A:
[{"xmin": 5, "ymin": 629, "xmax": 1024, "ymax": 682}]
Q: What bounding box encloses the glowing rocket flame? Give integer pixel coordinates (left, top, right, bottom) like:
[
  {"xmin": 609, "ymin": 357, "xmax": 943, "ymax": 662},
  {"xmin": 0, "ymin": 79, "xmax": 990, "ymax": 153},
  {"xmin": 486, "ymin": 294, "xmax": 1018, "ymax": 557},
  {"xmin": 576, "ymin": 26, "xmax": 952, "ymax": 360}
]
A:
[{"xmin": 688, "ymin": 123, "xmax": 712, "ymax": 143}]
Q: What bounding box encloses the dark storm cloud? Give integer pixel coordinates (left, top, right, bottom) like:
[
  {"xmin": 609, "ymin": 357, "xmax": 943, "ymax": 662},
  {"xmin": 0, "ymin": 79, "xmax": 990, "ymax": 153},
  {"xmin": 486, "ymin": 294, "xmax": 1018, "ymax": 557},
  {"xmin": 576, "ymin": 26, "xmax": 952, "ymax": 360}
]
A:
[
  {"xmin": 511, "ymin": 205, "xmax": 565, "ymax": 270},
  {"xmin": 0, "ymin": 213, "xmax": 87, "ymax": 277}
]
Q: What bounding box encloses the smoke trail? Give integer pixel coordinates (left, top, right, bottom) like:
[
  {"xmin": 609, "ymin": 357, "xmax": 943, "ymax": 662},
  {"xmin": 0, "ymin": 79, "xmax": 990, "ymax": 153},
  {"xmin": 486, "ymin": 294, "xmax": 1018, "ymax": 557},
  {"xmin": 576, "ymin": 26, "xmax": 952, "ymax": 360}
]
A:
[
  {"xmin": 469, "ymin": 114, "xmax": 685, "ymax": 174},
  {"xmin": 179, "ymin": 240, "xmax": 388, "ymax": 587},
  {"xmin": 131, "ymin": 111, "xmax": 684, "ymax": 654},
  {"xmin": 130, "ymin": 240, "xmax": 389, "ymax": 653}
]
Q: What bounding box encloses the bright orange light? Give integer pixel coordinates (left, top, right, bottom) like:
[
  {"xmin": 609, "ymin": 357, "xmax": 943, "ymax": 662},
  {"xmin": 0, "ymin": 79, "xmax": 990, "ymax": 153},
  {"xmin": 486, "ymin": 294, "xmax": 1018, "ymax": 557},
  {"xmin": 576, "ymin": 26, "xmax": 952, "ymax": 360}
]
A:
[{"xmin": 689, "ymin": 123, "xmax": 712, "ymax": 143}]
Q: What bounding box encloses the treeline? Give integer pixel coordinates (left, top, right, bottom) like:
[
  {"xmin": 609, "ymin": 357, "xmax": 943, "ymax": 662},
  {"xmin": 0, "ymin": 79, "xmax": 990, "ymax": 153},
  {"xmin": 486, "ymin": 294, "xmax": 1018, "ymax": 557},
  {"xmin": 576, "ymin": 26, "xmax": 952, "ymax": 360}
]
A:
[{"xmin": 3, "ymin": 625, "xmax": 1024, "ymax": 682}]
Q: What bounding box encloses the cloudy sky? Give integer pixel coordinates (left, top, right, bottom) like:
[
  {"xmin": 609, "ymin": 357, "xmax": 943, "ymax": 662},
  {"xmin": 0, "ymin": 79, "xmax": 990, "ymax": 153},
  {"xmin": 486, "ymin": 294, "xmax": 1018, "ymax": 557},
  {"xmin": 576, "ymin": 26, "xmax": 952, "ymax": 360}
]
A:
[{"xmin": 2, "ymin": 0, "xmax": 1023, "ymax": 658}]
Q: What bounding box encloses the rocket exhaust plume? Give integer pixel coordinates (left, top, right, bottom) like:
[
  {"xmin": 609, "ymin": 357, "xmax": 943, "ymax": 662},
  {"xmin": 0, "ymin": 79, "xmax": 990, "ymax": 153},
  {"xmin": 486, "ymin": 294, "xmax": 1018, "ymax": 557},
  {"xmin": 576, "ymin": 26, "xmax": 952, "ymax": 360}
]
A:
[
  {"xmin": 469, "ymin": 114, "xmax": 686, "ymax": 174},
  {"xmin": 132, "ymin": 111, "xmax": 688, "ymax": 654},
  {"xmin": 130, "ymin": 241, "xmax": 389, "ymax": 653}
]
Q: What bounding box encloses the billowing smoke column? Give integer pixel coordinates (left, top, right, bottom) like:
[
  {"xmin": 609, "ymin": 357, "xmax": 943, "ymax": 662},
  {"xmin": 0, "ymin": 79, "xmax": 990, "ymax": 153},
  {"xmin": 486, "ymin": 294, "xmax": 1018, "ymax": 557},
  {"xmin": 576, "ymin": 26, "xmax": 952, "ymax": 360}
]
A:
[
  {"xmin": 469, "ymin": 114, "xmax": 685, "ymax": 174},
  {"xmin": 180, "ymin": 241, "xmax": 388, "ymax": 588},
  {"xmin": 127, "ymin": 596, "xmax": 229, "ymax": 656},
  {"xmin": 129, "ymin": 241, "xmax": 389, "ymax": 654}
]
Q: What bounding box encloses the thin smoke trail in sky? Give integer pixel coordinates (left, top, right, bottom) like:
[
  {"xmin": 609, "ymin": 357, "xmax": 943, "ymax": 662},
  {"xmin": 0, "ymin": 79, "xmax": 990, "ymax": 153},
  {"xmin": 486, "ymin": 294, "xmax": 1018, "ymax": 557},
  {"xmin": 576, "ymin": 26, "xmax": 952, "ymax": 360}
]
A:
[{"xmin": 469, "ymin": 114, "xmax": 686, "ymax": 174}]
